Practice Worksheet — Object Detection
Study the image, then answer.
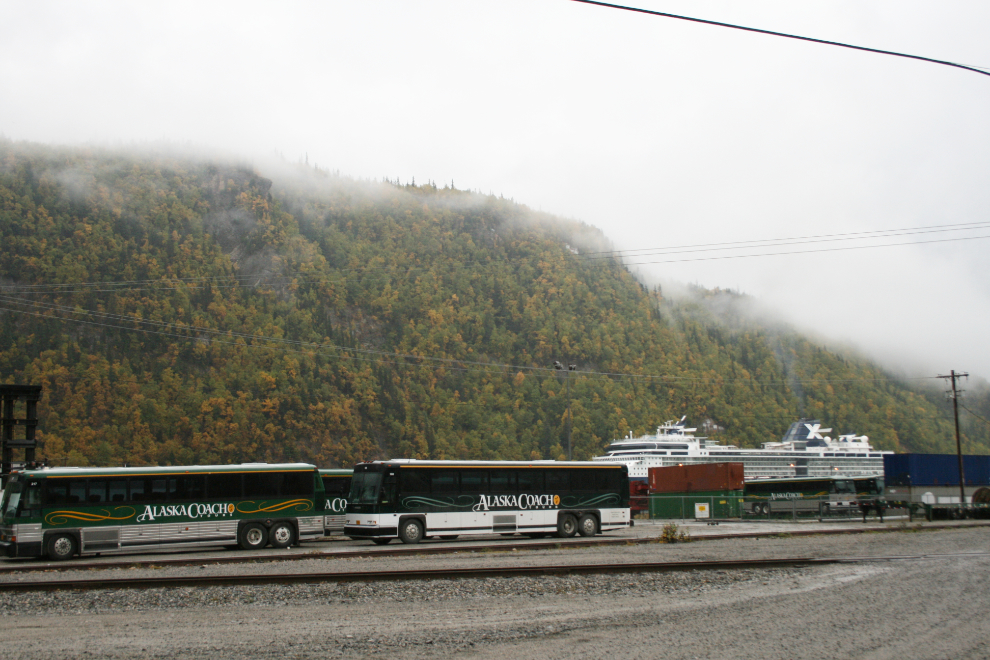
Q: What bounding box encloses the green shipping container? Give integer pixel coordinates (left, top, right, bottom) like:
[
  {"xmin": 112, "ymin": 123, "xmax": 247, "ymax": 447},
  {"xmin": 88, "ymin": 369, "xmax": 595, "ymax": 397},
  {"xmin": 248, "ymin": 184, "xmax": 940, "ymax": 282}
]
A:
[{"xmin": 648, "ymin": 490, "xmax": 743, "ymax": 519}]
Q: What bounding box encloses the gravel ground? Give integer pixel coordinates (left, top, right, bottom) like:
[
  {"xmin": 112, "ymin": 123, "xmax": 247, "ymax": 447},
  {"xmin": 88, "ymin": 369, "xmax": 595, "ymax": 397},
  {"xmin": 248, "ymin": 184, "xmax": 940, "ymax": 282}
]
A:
[{"xmin": 1, "ymin": 526, "xmax": 988, "ymax": 659}]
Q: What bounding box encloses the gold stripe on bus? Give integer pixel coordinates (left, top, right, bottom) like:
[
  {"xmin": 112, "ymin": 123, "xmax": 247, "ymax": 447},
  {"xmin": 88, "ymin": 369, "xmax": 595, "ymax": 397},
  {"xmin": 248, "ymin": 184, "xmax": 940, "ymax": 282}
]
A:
[
  {"xmin": 45, "ymin": 507, "xmax": 137, "ymax": 526},
  {"xmin": 235, "ymin": 499, "xmax": 314, "ymax": 514}
]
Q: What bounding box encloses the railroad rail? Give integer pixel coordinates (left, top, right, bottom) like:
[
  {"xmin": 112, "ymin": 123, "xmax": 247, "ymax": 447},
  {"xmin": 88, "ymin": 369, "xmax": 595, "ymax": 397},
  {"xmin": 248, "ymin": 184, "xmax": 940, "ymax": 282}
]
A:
[
  {"xmin": 2, "ymin": 519, "xmax": 988, "ymax": 575},
  {"xmin": 1, "ymin": 553, "xmax": 986, "ymax": 593}
]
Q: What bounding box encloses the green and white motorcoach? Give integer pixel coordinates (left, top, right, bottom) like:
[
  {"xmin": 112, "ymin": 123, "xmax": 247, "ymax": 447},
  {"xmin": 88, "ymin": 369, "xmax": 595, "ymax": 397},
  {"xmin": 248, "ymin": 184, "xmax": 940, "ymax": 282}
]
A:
[
  {"xmin": 344, "ymin": 460, "xmax": 631, "ymax": 544},
  {"xmin": 318, "ymin": 468, "xmax": 352, "ymax": 535},
  {"xmin": 744, "ymin": 476, "xmax": 856, "ymax": 516},
  {"xmin": 0, "ymin": 463, "xmax": 326, "ymax": 560}
]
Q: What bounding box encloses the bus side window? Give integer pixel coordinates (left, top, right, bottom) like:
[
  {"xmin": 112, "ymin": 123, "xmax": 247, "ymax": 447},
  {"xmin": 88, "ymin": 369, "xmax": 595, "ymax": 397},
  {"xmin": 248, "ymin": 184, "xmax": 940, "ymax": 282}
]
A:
[
  {"xmin": 68, "ymin": 480, "xmax": 87, "ymax": 505},
  {"xmin": 88, "ymin": 480, "xmax": 107, "ymax": 504},
  {"xmin": 568, "ymin": 469, "xmax": 591, "ymax": 491},
  {"xmin": 430, "ymin": 470, "xmax": 458, "ymax": 494},
  {"xmin": 108, "ymin": 477, "xmax": 127, "ymax": 503},
  {"xmin": 20, "ymin": 482, "xmax": 42, "ymax": 517},
  {"xmin": 518, "ymin": 470, "xmax": 544, "ymax": 493},
  {"xmin": 244, "ymin": 472, "xmax": 281, "ymax": 499},
  {"xmin": 401, "ymin": 470, "xmax": 429, "ymax": 494},
  {"xmin": 323, "ymin": 477, "xmax": 349, "ymax": 496},
  {"xmin": 546, "ymin": 470, "xmax": 568, "ymax": 492},
  {"xmin": 281, "ymin": 472, "xmax": 311, "ymax": 498},
  {"xmin": 129, "ymin": 478, "xmax": 148, "ymax": 502},
  {"xmin": 46, "ymin": 480, "xmax": 69, "ymax": 507},
  {"xmin": 208, "ymin": 473, "xmax": 243, "ymax": 500},
  {"xmin": 460, "ymin": 470, "xmax": 487, "ymax": 493},
  {"xmin": 169, "ymin": 476, "xmax": 206, "ymax": 501},
  {"xmin": 611, "ymin": 470, "xmax": 625, "ymax": 494},
  {"xmin": 490, "ymin": 470, "xmax": 515, "ymax": 493},
  {"xmin": 150, "ymin": 479, "xmax": 167, "ymax": 501},
  {"xmin": 380, "ymin": 473, "xmax": 397, "ymax": 504}
]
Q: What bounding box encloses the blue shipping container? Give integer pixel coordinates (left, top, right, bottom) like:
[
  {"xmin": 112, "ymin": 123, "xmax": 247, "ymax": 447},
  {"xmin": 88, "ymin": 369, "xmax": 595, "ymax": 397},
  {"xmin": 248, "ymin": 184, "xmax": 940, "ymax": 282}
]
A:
[{"xmin": 884, "ymin": 454, "xmax": 990, "ymax": 487}]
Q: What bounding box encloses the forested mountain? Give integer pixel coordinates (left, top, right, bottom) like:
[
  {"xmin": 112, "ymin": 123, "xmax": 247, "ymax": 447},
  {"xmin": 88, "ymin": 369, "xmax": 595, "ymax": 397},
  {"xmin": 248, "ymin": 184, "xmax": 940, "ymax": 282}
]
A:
[{"xmin": 1, "ymin": 140, "xmax": 987, "ymax": 468}]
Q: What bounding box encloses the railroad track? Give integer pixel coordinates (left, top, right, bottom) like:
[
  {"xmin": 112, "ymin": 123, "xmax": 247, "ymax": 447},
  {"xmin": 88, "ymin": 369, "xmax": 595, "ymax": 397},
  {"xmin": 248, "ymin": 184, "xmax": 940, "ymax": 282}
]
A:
[
  {"xmin": 2, "ymin": 552, "xmax": 986, "ymax": 593},
  {"xmin": 2, "ymin": 519, "xmax": 988, "ymax": 575}
]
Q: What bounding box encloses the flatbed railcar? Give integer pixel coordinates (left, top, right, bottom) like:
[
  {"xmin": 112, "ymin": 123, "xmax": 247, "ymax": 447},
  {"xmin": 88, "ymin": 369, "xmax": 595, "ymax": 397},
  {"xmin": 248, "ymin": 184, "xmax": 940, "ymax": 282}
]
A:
[
  {"xmin": 883, "ymin": 453, "xmax": 990, "ymax": 520},
  {"xmin": 0, "ymin": 463, "xmax": 326, "ymax": 560},
  {"xmin": 345, "ymin": 460, "xmax": 631, "ymax": 544}
]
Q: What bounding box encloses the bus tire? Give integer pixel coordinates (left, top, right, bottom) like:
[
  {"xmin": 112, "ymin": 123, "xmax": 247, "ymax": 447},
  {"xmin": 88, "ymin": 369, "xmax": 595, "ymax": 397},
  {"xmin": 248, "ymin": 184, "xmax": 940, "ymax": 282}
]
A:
[
  {"xmin": 399, "ymin": 518, "xmax": 424, "ymax": 544},
  {"xmin": 372, "ymin": 538, "xmax": 391, "ymax": 545},
  {"xmin": 269, "ymin": 522, "xmax": 295, "ymax": 549},
  {"xmin": 238, "ymin": 522, "xmax": 268, "ymax": 550},
  {"xmin": 578, "ymin": 514, "xmax": 598, "ymax": 537},
  {"xmin": 46, "ymin": 533, "xmax": 76, "ymax": 561},
  {"xmin": 557, "ymin": 513, "xmax": 578, "ymax": 538}
]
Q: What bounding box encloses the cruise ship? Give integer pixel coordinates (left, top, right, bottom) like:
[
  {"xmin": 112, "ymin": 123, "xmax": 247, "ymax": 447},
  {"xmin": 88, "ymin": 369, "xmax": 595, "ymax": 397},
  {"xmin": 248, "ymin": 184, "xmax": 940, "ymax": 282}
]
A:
[{"xmin": 592, "ymin": 418, "xmax": 889, "ymax": 480}]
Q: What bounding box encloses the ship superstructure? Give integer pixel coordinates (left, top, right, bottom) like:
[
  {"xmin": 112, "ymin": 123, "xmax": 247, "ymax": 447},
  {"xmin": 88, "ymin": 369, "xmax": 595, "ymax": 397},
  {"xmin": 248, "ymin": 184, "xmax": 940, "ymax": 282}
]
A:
[{"xmin": 592, "ymin": 417, "xmax": 889, "ymax": 480}]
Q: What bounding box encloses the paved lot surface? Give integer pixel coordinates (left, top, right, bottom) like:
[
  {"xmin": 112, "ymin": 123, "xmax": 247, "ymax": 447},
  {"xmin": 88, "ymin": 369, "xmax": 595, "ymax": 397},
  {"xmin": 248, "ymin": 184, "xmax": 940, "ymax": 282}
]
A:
[{"xmin": 1, "ymin": 522, "xmax": 988, "ymax": 659}]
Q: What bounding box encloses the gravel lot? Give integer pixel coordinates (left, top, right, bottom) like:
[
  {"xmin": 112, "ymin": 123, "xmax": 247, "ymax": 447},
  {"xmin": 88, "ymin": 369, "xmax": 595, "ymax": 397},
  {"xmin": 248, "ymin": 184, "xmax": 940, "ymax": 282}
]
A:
[{"xmin": 1, "ymin": 526, "xmax": 988, "ymax": 659}]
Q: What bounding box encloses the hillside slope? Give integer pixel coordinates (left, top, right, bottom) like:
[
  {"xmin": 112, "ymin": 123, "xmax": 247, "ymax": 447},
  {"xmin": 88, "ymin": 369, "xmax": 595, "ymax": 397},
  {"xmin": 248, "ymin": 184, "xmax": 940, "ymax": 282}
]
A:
[{"xmin": 1, "ymin": 140, "xmax": 986, "ymax": 467}]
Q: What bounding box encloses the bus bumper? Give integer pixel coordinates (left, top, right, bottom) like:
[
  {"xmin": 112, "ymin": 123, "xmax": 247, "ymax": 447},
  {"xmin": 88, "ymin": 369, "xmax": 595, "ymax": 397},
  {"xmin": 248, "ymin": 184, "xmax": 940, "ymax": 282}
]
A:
[
  {"xmin": 0, "ymin": 539, "xmax": 43, "ymax": 558},
  {"xmin": 344, "ymin": 525, "xmax": 397, "ymax": 539}
]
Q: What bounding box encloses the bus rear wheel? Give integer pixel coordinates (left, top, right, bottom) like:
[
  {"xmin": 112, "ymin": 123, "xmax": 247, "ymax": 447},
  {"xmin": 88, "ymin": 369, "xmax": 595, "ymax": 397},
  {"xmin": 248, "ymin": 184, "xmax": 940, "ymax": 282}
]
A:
[
  {"xmin": 399, "ymin": 519, "xmax": 424, "ymax": 544},
  {"xmin": 578, "ymin": 514, "xmax": 598, "ymax": 537},
  {"xmin": 46, "ymin": 533, "xmax": 76, "ymax": 561},
  {"xmin": 238, "ymin": 523, "xmax": 268, "ymax": 550},
  {"xmin": 557, "ymin": 514, "xmax": 578, "ymax": 538},
  {"xmin": 269, "ymin": 522, "xmax": 295, "ymax": 549}
]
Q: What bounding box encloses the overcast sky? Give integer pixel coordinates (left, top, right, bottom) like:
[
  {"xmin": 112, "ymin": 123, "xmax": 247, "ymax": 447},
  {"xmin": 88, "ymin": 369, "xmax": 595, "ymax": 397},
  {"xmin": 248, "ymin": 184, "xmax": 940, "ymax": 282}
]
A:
[{"xmin": 2, "ymin": 1, "xmax": 989, "ymax": 380}]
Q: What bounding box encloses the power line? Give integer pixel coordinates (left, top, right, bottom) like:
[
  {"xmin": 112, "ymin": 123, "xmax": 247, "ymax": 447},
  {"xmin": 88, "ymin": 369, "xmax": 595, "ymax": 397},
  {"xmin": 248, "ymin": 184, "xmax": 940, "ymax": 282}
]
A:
[
  {"xmin": 959, "ymin": 403, "xmax": 990, "ymax": 429},
  {"xmin": 620, "ymin": 233, "xmax": 990, "ymax": 268},
  {"xmin": 4, "ymin": 222, "xmax": 989, "ymax": 296},
  {"xmin": 576, "ymin": 221, "xmax": 990, "ymax": 259},
  {"xmin": 570, "ymin": 0, "xmax": 990, "ymax": 78},
  {"xmin": 0, "ymin": 298, "xmax": 943, "ymax": 386}
]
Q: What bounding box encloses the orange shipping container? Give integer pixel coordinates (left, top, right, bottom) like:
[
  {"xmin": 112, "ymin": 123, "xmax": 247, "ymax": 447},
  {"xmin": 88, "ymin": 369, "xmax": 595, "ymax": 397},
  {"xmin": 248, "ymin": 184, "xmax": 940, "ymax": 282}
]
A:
[{"xmin": 648, "ymin": 462, "xmax": 744, "ymax": 494}]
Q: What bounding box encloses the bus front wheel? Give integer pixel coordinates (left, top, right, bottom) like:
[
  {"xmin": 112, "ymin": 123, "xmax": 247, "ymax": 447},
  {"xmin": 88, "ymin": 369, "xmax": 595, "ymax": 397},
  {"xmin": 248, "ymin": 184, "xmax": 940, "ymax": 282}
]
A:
[
  {"xmin": 399, "ymin": 519, "xmax": 424, "ymax": 544},
  {"xmin": 46, "ymin": 533, "xmax": 76, "ymax": 561},
  {"xmin": 269, "ymin": 522, "xmax": 295, "ymax": 549},
  {"xmin": 557, "ymin": 514, "xmax": 578, "ymax": 538},
  {"xmin": 238, "ymin": 523, "xmax": 268, "ymax": 550}
]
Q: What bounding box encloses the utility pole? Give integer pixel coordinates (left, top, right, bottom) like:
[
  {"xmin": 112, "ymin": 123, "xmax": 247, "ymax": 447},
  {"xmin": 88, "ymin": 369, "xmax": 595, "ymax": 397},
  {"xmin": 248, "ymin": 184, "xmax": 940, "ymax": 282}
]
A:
[
  {"xmin": 938, "ymin": 370, "xmax": 969, "ymax": 505},
  {"xmin": 554, "ymin": 361, "xmax": 577, "ymax": 460}
]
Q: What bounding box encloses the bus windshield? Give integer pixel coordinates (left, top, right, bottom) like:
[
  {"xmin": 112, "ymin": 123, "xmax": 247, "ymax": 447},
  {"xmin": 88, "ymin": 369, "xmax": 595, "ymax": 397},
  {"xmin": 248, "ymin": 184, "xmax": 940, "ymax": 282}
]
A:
[
  {"xmin": 349, "ymin": 468, "xmax": 383, "ymax": 504},
  {"xmin": 1, "ymin": 479, "xmax": 22, "ymax": 522}
]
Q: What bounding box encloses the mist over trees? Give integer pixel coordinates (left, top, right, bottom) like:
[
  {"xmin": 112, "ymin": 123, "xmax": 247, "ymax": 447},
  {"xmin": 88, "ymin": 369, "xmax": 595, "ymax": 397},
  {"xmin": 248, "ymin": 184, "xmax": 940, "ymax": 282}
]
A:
[{"xmin": 1, "ymin": 140, "xmax": 986, "ymax": 468}]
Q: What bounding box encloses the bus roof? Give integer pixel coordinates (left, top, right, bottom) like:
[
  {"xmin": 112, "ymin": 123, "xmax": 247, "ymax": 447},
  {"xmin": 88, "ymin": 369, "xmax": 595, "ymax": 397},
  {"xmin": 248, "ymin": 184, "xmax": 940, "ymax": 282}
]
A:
[
  {"xmin": 744, "ymin": 475, "xmax": 852, "ymax": 483},
  {"xmin": 12, "ymin": 463, "xmax": 318, "ymax": 478},
  {"xmin": 362, "ymin": 460, "xmax": 623, "ymax": 468}
]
